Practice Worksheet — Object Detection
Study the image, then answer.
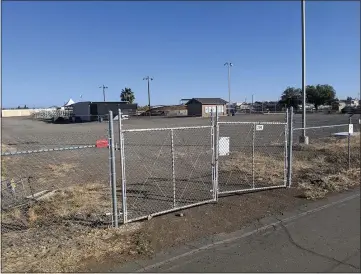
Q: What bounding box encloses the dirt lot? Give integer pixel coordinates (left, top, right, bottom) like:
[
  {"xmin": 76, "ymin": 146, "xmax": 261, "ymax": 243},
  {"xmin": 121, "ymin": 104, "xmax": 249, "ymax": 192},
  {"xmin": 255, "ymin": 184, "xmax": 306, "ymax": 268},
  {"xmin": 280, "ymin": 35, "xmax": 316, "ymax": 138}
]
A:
[{"xmin": 1, "ymin": 113, "xmax": 360, "ymax": 272}]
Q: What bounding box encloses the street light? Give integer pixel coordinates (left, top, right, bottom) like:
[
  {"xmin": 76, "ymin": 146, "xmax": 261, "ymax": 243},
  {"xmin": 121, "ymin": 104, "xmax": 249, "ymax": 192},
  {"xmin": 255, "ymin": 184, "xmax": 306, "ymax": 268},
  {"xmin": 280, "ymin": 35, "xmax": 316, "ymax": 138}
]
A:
[
  {"xmin": 224, "ymin": 62, "xmax": 233, "ymax": 116},
  {"xmin": 99, "ymin": 85, "xmax": 108, "ymax": 102},
  {"xmin": 143, "ymin": 76, "xmax": 153, "ymax": 116},
  {"xmin": 301, "ymin": 0, "xmax": 309, "ymax": 144}
]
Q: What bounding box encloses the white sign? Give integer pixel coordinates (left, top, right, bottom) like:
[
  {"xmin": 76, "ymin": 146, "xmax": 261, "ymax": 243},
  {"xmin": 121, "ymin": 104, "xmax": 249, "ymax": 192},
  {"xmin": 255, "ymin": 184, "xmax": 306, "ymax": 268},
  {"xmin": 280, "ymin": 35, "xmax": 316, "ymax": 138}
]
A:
[
  {"xmin": 256, "ymin": 125, "xmax": 264, "ymax": 131},
  {"xmin": 219, "ymin": 137, "xmax": 230, "ymax": 156},
  {"xmin": 349, "ymin": 124, "xmax": 353, "ymax": 134}
]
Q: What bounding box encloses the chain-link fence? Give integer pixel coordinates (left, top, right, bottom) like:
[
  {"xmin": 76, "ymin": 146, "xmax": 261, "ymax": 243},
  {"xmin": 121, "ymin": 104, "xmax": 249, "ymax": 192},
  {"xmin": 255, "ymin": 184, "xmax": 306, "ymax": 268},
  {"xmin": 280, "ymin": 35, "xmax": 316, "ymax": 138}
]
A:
[
  {"xmin": 118, "ymin": 125, "xmax": 215, "ymax": 223},
  {"xmin": 2, "ymin": 109, "xmax": 360, "ymax": 229},
  {"xmin": 217, "ymin": 121, "xmax": 288, "ymax": 194},
  {"xmin": 1, "ymin": 116, "xmax": 113, "ymax": 233},
  {"xmin": 287, "ymin": 108, "xmax": 360, "ymax": 199}
]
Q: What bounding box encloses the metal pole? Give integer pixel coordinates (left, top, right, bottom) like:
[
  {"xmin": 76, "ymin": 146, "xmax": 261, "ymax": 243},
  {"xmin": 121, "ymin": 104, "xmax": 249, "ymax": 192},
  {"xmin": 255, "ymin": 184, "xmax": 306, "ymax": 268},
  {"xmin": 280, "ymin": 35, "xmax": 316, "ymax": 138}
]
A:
[
  {"xmin": 118, "ymin": 109, "xmax": 127, "ymax": 224},
  {"xmin": 224, "ymin": 62, "xmax": 233, "ymax": 116},
  {"xmin": 211, "ymin": 110, "xmax": 216, "ymax": 201},
  {"xmin": 170, "ymin": 129, "xmax": 176, "ymax": 207},
  {"xmin": 284, "ymin": 108, "xmax": 289, "ymax": 186},
  {"xmin": 301, "ymin": 0, "xmax": 308, "ymax": 144},
  {"xmin": 108, "ymin": 110, "xmax": 119, "ymax": 227},
  {"xmin": 348, "ymin": 116, "xmax": 351, "ymax": 170},
  {"xmin": 252, "ymin": 123, "xmax": 255, "ymax": 189},
  {"xmin": 287, "ymin": 107, "xmax": 294, "ymax": 187},
  {"xmin": 251, "ymin": 94, "xmax": 254, "ymax": 114},
  {"xmin": 228, "ymin": 65, "xmax": 231, "ymax": 116},
  {"xmin": 214, "ymin": 107, "xmax": 219, "ymax": 200},
  {"xmin": 147, "ymin": 78, "xmax": 151, "ymax": 117},
  {"xmin": 99, "ymin": 85, "xmax": 108, "ymax": 102}
]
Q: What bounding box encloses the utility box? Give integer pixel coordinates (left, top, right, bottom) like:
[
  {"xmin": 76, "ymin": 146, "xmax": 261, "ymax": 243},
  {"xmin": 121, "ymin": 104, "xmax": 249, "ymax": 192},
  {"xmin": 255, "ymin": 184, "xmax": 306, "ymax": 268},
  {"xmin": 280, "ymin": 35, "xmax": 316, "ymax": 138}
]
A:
[{"xmin": 219, "ymin": 137, "xmax": 230, "ymax": 156}]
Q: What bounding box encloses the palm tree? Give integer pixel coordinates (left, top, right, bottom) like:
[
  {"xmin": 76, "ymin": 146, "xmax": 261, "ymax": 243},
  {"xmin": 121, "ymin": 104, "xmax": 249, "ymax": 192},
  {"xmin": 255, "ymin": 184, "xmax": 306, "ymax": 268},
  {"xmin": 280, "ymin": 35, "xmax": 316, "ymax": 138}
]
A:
[{"xmin": 120, "ymin": 87, "xmax": 135, "ymax": 104}]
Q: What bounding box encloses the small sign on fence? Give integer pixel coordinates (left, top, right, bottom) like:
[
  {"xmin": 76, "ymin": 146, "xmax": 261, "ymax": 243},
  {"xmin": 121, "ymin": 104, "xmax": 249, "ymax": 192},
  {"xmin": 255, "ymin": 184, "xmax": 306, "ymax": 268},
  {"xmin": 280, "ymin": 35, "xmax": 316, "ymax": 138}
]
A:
[
  {"xmin": 348, "ymin": 124, "xmax": 354, "ymax": 134},
  {"xmin": 219, "ymin": 137, "xmax": 230, "ymax": 156},
  {"xmin": 256, "ymin": 125, "xmax": 264, "ymax": 131},
  {"xmin": 96, "ymin": 139, "xmax": 109, "ymax": 148}
]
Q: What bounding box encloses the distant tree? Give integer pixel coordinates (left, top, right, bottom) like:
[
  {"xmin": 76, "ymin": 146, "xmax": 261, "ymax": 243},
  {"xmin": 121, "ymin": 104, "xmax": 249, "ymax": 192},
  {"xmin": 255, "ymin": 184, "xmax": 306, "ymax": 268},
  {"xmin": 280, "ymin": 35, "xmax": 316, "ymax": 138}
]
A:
[
  {"xmin": 279, "ymin": 87, "xmax": 302, "ymax": 110},
  {"xmin": 24, "ymin": 105, "xmax": 28, "ymax": 109},
  {"xmin": 306, "ymin": 84, "xmax": 336, "ymax": 111},
  {"xmin": 120, "ymin": 87, "xmax": 135, "ymax": 104}
]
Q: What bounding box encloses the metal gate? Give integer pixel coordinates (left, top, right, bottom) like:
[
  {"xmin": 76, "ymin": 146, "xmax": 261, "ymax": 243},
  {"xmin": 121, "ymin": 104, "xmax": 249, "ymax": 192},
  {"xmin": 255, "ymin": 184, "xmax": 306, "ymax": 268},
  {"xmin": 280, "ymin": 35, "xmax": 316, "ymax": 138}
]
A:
[
  {"xmin": 118, "ymin": 125, "xmax": 216, "ymax": 224},
  {"xmin": 216, "ymin": 121, "xmax": 288, "ymax": 195}
]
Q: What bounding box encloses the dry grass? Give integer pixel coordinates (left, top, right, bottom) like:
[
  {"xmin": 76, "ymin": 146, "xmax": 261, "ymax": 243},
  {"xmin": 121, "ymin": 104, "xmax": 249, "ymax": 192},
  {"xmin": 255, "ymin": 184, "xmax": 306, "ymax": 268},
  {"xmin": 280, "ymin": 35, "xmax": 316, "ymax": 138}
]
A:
[
  {"xmin": 1, "ymin": 223, "xmax": 148, "ymax": 273},
  {"xmin": 1, "ymin": 183, "xmax": 151, "ymax": 273},
  {"xmin": 220, "ymin": 136, "xmax": 360, "ymax": 199},
  {"xmin": 2, "ymin": 183, "xmax": 112, "ymax": 227},
  {"xmin": 221, "ymin": 152, "xmax": 285, "ymax": 186}
]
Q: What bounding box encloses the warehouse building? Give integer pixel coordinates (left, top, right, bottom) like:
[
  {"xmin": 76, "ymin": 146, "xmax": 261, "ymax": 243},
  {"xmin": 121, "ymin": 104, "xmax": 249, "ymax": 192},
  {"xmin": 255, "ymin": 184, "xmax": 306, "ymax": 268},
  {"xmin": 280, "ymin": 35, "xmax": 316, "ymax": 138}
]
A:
[
  {"xmin": 71, "ymin": 101, "xmax": 137, "ymax": 122},
  {"xmin": 185, "ymin": 98, "xmax": 227, "ymax": 117}
]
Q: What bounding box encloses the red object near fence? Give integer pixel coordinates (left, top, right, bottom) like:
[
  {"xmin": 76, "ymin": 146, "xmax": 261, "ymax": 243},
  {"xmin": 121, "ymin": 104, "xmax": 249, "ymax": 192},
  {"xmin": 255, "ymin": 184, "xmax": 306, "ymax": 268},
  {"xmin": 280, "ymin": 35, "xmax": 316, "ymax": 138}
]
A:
[{"xmin": 96, "ymin": 139, "xmax": 109, "ymax": 148}]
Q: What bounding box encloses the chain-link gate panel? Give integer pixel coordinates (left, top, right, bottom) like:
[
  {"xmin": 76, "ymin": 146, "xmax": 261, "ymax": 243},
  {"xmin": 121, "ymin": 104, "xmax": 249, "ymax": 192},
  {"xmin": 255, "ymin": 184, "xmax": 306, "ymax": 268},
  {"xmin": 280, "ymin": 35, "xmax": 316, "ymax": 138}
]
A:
[
  {"xmin": 121, "ymin": 126, "xmax": 215, "ymax": 223},
  {"xmin": 217, "ymin": 123, "xmax": 254, "ymax": 194},
  {"xmin": 217, "ymin": 122, "xmax": 287, "ymax": 195}
]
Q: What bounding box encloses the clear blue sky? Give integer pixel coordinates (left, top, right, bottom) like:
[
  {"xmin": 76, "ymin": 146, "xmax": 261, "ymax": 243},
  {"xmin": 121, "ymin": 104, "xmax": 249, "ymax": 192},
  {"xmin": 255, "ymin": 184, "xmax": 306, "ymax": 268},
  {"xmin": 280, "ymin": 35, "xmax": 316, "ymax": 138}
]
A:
[{"xmin": 2, "ymin": 1, "xmax": 360, "ymax": 108}]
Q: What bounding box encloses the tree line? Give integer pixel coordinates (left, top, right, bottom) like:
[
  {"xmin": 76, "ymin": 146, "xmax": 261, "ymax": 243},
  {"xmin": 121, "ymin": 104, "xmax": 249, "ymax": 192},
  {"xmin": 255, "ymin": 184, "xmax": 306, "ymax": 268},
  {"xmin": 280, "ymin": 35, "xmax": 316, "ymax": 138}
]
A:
[{"xmin": 279, "ymin": 84, "xmax": 338, "ymax": 111}]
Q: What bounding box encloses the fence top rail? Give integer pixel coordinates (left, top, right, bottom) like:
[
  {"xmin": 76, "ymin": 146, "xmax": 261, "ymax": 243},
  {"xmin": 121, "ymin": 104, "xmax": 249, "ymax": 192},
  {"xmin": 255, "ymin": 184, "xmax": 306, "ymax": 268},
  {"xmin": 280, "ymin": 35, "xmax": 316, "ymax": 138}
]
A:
[
  {"xmin": 293, "ymin": 124, "xmax": 349, "ymax": 131},
  {"xmin": 218, "ymin": 121, "xmax": 287, "ymax": 125},
  {"xmin": 122, "ymin": 125, "xmax": 212, "ymax": 133}
]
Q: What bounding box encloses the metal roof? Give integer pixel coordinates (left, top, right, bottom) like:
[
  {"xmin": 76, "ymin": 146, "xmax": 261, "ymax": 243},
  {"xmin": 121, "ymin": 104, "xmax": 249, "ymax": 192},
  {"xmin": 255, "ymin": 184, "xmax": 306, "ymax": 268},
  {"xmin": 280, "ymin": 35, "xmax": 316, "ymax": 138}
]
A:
[{"xmin": 186, "ymin": 98, "xmax": 228, "ymax": 105}]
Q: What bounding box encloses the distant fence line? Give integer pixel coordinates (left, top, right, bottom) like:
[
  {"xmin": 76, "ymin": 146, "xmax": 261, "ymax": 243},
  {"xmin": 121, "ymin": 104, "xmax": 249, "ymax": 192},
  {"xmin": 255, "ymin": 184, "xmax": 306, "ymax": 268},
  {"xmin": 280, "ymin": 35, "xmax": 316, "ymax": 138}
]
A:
[{"xmin": 2, "ymin": 108, "xmax": 57, "ymax": 118}]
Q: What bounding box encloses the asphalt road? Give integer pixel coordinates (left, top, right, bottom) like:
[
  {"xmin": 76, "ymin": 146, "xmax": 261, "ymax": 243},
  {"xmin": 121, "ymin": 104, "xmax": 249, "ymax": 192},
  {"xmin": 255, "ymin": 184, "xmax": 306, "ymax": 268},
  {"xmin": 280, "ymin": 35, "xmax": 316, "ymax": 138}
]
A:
[{"xmin": 112, "ymin": 189, "xmax": 360, "ymax": 273}]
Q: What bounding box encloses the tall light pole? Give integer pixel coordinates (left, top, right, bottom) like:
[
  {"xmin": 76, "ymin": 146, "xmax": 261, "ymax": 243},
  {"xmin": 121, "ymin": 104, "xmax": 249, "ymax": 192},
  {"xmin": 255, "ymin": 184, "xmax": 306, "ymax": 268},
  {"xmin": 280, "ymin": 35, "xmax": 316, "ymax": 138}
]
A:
[
  {"xmin": 224, "ymin": 62, "xmax": 233, "ymax": 115},
  {"xmin": 99, "ymin": 85, "xmax": 108, "ymax": 102},
  {"xmin": 143, "ymin": 76, "xmax": 153, "ymax": 116},
  {"xmin": 251, "ymin": 94, "xmax": 254, "ymax": 114},
  {"xmin": 301, "ymin": 0, "xmax": 309, "ymax": 144}
]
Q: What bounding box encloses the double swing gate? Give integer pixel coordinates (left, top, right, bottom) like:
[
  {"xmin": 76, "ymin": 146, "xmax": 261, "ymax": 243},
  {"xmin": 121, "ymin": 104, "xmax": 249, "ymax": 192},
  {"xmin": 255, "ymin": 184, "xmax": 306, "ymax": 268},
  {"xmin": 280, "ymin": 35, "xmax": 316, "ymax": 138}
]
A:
[{"xmin": 108, "ymin": 110, "xmax": 289, "ymax": 226}]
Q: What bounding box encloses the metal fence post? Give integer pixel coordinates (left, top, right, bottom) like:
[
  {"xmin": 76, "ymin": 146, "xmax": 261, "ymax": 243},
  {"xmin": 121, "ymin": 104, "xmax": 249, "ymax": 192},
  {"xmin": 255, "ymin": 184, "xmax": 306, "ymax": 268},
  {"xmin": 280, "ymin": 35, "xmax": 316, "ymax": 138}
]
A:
[
  {"xmin": 108, "ymin": 110, "xmax": 119, "ymax": 227},
  {"xmin": 214, "ymin": 108, "xmax": 219, "ymax": 201},
  {"xmin": 287, "ymin": 107, "xmax": 294, "ymax": 188},
  {"xmin": 284, "ymin": 108, "xmax": 289, "ymax": 187},
  {"xmin": 252, "ymin": 123, "xmax": 255, "ymax": 189},
  {"xmin": 211, "ymin": 110, "xmax": 216, "ymax": 201},
  {"xmin": 170, "ymin": 129, "xmax": 176, "ymax": 207},
  {"xmin": 348, "ymin": 115, "xmax": 351, "ymax": 170},
  {"xmin": 118, "ymin": 109, "xmax": 128, "ymax": 224}
]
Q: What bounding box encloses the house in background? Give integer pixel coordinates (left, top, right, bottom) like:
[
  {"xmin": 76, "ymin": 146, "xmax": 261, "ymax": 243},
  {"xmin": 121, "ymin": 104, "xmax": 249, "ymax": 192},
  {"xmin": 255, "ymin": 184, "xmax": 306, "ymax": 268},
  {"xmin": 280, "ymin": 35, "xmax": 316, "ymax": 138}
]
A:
[{"xmin": 186, "ymin": 98, "xmax": 227, "ymax": 117}]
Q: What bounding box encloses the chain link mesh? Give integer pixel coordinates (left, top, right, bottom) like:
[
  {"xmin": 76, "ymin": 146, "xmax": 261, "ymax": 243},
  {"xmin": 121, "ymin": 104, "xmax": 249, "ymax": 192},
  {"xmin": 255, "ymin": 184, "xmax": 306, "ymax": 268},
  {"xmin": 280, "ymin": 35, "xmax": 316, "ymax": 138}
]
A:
[
  {"xmin": 121, "ymin": 126, "xmax": 214, "ymax": 222},
  {"xmin": 1, "ymin": 117, "xmax": 112, "ymax": 233},
  {"xmin": 291, "ymin": 123, "xmax": 360, "ymax": 199},
  {"xmin": 217, "ymin": 122, "xmax": 287, "ymax": 194}
]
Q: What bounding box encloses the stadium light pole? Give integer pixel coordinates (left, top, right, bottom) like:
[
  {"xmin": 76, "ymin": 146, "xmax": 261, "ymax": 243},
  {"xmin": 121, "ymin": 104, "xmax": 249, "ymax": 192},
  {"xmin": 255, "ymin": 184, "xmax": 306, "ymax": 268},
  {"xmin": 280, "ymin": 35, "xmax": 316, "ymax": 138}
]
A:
[
  {"xmin": 300, "ymin": 0, "xmax": 309, "ymax": 144},
  {"xmin": 143, "ymin": 76, "xmax": 153, "ymax": 116},
  {"xmin": 99, "ymin": 85, "xmax": 108, "ymax": 102},
  {"xmin": 224, "ymin": 62, "xmax": 233, "ymax": 115}
]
